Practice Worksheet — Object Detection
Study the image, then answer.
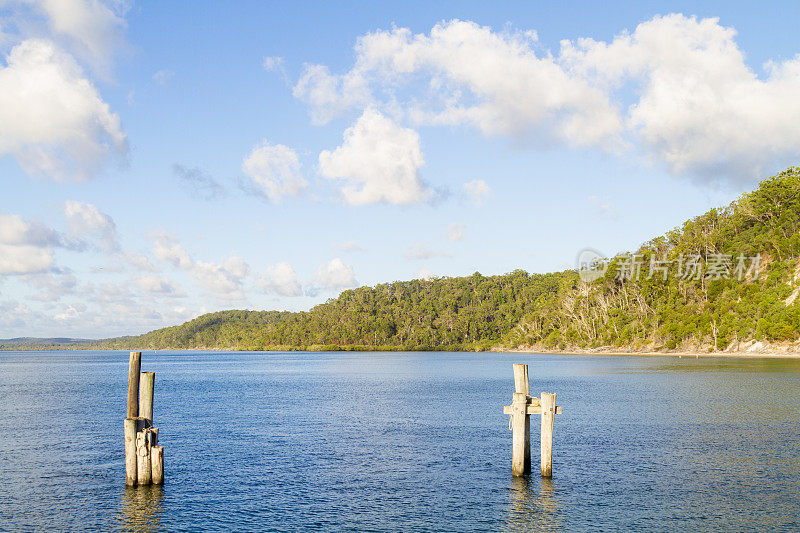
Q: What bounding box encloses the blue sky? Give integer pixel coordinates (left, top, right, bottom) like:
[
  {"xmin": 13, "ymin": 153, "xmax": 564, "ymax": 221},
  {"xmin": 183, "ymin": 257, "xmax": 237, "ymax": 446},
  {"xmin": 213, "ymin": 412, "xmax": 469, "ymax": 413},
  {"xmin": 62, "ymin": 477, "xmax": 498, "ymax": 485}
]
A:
[{"xmin": 2, "ymin": 1, "xmax": 800, "ymax": 338}]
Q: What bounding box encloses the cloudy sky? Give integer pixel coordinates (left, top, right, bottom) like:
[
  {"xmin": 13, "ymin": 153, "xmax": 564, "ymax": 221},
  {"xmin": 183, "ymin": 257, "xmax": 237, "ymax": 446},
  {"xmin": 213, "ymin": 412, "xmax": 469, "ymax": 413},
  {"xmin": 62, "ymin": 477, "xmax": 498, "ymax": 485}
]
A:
[{"xmin": 2, "ymin": 1, "xmax": 800, "ymax": 338}]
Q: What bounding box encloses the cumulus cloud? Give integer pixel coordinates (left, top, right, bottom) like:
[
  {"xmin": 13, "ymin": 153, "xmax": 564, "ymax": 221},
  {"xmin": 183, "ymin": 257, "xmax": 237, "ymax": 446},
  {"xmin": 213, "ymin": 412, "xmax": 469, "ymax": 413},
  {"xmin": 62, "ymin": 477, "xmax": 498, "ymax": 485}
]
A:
[
  {"xmin": 24, "ymin": 270, "xmax": 78, "ymax": 301},
  {"xmin": 561, "ymin": 13, "xmax": 800, "ymax": 182},
  {"xmin": 405, "ymin": 242, "xmax": 450, "ymax": 260},
  {"xmin": 0, "ymin": 244, "xmax": 54, "ymax": 275},
  {"xmin": 31, "ymin": 0, "xmax": 127, "ymax": 74},
  {"xmin": 149, "ymin": 231, "xmax": 193, "ymax": 269},
  {"xmin": 148, "ymin": 231, "xmax": 248, "ymax": 299},
  {"xmin": 295, "ymin": 15, "xmax": 800, "ymax": 184},
  {"xmin": 262, "ymin": 56, "xmax": 284, "ymax": 71},
  {"xmin": 63, "ymin": 200, "xmax": 118, "ymax": 251},
  {"xmin": 0, "ymin": 39, "xmax": 127, "ymax": 181},
  {"xmin": 152, "ymin": 68, "xmax": 173, "ymax": 85},
  {"xmin": 134, "ymin": 274, "xmax": 183, "ymax": 296},
  {"xmin": 312, "ymin": 258, "xmax": 357, "ymax": 292},
  {"xmin": 172, "ymin": 163, "xmax": 226, "ymax": 200},
  {"xmin": 446, "ymin": 222, "xmax": 465, "ymax": 242},
  {"xmin": 242, "ymin": 141, "xmax": 307, "ymax": 202},
  {"xmin": 258, "ymin": 262, "xmax": 303, "ymax": 296},
  {"xmin": 0, "ymin": 213, "xmax": 62, "ymax": 275},
  {"xmin": 462, "ymin": 179, "xmax": 491, "ymax": 206},
  {"xmin": 295, "ymin": 20, "xmax": 622, "ymax": 147},
  {"xmin": 334, "ymin": 240, "xmax": 365, "ymax": 252},
  {"xmin": 318, "ymin": 108, "xmax": 434, "ymax": 205},
  {"xmin": 293, "ymin": 63, "xmax": 371, "ymax": 125}
]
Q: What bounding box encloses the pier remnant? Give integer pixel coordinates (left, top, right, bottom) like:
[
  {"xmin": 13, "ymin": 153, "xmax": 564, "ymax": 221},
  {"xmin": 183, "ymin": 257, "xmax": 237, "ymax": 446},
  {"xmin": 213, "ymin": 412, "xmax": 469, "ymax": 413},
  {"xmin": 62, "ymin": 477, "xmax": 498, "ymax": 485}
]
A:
[
  {"xmin": 503, "ymin": 363, "xmax": 561, "ymax": 477},
  {"xmin": 124, "ymin": 352, "xmax": 164, "ymax": 486}
]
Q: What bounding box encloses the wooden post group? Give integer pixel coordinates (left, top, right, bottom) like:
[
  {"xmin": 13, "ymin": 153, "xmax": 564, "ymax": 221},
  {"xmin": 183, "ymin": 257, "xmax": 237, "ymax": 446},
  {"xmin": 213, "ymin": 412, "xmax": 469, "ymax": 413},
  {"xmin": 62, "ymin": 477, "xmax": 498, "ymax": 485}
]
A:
[
  {"xmin": 124, "ymin": 352, "xmax": 164, "ymax": 486},
  {"xmin": 503, "ymin": 363, "xmax": 561, "ymax": 478}
]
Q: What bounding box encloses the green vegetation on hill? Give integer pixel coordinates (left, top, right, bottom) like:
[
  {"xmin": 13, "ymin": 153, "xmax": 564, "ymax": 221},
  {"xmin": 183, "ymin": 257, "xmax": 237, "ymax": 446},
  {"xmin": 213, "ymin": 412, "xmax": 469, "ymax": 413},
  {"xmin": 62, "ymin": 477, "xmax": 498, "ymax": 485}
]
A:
[
  {"xmin": 8, "ymin": 167, "xmax": 800, "ymax": 353},
  {"xmin": 507, "ymin": 166, "xmax": 800, "ymax": 352},
  {"xmin": 97, "ymin": 271, "xmax": 571, "ymax": 351}
]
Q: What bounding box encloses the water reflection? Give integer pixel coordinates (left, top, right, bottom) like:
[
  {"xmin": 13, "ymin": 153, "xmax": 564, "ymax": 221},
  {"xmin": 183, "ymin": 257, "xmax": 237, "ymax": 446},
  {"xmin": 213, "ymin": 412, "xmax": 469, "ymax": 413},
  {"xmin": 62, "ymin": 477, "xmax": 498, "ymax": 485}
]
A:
[
  {"xmin": 503, "ymin": 476, "xmax": 561, "ymax": 532},
  {"xmin": 118, "ymin": 485, "xmax": 164, "ymax": 532}
]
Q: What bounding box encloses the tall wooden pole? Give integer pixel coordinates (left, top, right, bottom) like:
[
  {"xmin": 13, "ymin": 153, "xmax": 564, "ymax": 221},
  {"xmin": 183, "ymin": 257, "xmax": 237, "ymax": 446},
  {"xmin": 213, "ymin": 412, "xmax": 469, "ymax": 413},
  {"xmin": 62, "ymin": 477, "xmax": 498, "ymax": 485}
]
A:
[
  {"xmin": 540, "ymin": 392, "xmax": 556, "ymax": 477},
  {"xmin": 127, "ymin": 352, "xmax": 141, "ymax": 419},
  {"xmin": 511, "ymin": 364, "xmax": 531, "ymax": 477},
  {"xmin": 139, "ymin": 372, "xmax": 155, "ymax": 423}
]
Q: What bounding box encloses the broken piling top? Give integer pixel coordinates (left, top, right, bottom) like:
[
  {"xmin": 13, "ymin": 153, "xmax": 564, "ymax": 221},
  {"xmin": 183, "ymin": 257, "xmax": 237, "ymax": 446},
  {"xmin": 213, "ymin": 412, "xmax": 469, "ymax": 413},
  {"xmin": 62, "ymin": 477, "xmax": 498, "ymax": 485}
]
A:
[{"xmin": 513, "ymin": 363, "xmax": 529, "ymax": 395}]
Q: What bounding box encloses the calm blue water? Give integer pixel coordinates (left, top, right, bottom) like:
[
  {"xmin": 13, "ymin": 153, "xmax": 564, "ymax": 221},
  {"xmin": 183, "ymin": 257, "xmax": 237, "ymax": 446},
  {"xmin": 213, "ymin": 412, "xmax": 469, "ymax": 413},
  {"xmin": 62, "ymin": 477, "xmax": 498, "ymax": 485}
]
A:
[{"xmin": 0, "ymin": 351, "xmax": 799, "ymax": 531}]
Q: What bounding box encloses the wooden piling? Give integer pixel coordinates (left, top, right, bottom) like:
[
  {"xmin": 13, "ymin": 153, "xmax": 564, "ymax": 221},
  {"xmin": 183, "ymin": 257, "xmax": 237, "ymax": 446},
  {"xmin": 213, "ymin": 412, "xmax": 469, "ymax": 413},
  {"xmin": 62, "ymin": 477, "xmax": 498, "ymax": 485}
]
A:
[
  {"xmin": 151, "ymin": 446, "xmax": 164, "ymax": 485},
  {"xmin": 124, "ymin": 418, "xmax": 138, "ymax": 486},
  {"xmin": 139, "ymin": 372, "xmax": 155, "ymax": 423},
  {"xmin": 511, "ymin": 391, "xmax": 531, "ymax": 476},
  {"xmin": 504, "ymin": 364, "xmax": 562, "ymax": 478},
  {"xmin": 513, "ymin": 363, "xmax": 529, "ymax": 396},
  {"xmin": 127, "ymin": 351, "xmax": 141, "ymax": 419},
  {"xmin": 540, "ymin": 392, "xmax": 556, "ymax": 478}
]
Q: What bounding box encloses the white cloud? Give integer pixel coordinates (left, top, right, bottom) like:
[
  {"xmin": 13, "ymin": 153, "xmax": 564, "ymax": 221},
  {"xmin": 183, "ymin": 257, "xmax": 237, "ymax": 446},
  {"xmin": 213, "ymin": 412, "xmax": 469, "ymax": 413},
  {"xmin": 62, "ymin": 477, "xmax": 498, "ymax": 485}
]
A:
[
  {"xmin": 318, "ymin": 108, "xmax": 433, "ymax": 205},
  {"xmin": 0, "ymin": 213, "xmax": 62, "ymax": 247},
  {"xmin": 559, "ymin": 13, "xmax": 800, "ymax": 181},
  {"xmin": 312, "ymin": 258, "xmax": 357, "ymax": 291},
  {"xmin": 0, "ymin": 213, "xmax": 62, "ymax": 275},
  {"xmin": 24, "ymin": 270, "xmax": 78, "ymax": 301},
  {"xmin": 134, "ymin": 274, "xmax": 182, "ymax": 296},
  {"xmin": 242, "ymin": 141, "xmax": 307, "ymax": 202},
  {"xmin": 0, "ymin": 244, "xmax": 54, "ymax": 275},
  {"xmin": 32, "ymin": 0, "xmax": 126, "ymax": 73},
  {"xmin": 118, "ymin": 251, "xmax": 157, "ymax": 273},
  {"xmin": 334, "ymin": 240, "xmax": 365, "ymax": 252},
  {"xmin": 293, "ymin": 63, "xmax": 371, "ymax": 125},
  {"xmin": 588, "ymin": 195, "xmax": 619, "ymax": 220},
  {"xmin": 405, "ymin": 242, "xmax": 450, "ymax": 260},
  {"xmin": 296, "ymin": 16, "xmax": 800, "ymax": 184},
  {"xmin": 0, "ymin": 39, "xmax": 127, "ymax": 181},
  {"xmin": 262, "ymin": 56, "xmax": 284, "ymax": 71},
  {"xmin": 191, "ymin": 260, "xmax": 247, "ymax": 299},
  {"xmin": 149, "ymin": 231, "xmax": 193, "ymax": 269},
  {"xmin": 63, "ymin": 200, "xmax": 118, "ymax": 250},
  {"xmin": 258, "ymin": 262, "xmax": 303, "ymax": 296},
  {"xmin": 148, "ymin": 231, "xmax": 248, "ymax": 299},
  {"xmin": 446, "ymin": 222, "xmax": 465, "ymax": 242},
  {"xmin": 295, "ymin": 20, "xmax": 622, "ymax": 147},
  {"xmin": 462, "ymin": 179, "xmax": 491, "ymax": 206},
  {"xmin": 152, "ymin": 68, "xmax": 174, "ymax": 85}
]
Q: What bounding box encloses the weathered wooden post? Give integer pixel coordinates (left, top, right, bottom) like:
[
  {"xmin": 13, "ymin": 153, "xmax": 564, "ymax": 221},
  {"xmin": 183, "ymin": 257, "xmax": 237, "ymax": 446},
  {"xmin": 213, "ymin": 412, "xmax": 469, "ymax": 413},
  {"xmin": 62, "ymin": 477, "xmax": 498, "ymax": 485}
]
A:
[
  {"xmin": 511, "ymin": 364, "xmax": 531, "ymax": 476},
  {"xmin": 124, "ymin": 418, "xmax": 138, "ymax": 486},
  {"xmin": 124, "ymin": 352, "xmax": 164, "ymax": 486},
  {"xmin": 127, "ymin": 351, "xmax": 141, "ymax": 419},
  {"xmin": 540, "ymin": 392, "xmax": 556, "ymax": 478},
  {"xmin": 503, "ymin": 364, "xmax": 561, "ymax": 477},
  {"xmin": 139, "ymin": 372, "xmax": 155, "ymax": 423}
]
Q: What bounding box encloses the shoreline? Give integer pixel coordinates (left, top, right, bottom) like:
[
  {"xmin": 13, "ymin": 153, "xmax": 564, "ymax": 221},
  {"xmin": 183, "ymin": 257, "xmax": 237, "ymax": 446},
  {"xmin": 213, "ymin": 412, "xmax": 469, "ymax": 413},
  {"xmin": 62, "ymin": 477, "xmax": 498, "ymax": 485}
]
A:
[
  {"xmin": 3, "ymin": 345, "xmax": 800, "ymax": 359},
  {"xmin": 498, "ymin": 347, "xmax": 800, "ymax": 359}
]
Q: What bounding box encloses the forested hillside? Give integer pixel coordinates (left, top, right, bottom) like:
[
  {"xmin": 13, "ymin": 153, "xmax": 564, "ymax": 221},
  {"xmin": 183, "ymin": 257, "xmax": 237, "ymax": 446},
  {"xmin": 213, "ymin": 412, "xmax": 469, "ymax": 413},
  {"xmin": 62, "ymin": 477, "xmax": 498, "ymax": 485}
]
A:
[
  {"xmin": 96, "ymin": 271, "xmax": 571, "ymax": 350},
  {"xmin": 506, "ymin": 166, "xmax": 800, "ymax": 352},
  {"xmin": 10, "ymin": 167, "xmax": 800, "ymax": 354}
]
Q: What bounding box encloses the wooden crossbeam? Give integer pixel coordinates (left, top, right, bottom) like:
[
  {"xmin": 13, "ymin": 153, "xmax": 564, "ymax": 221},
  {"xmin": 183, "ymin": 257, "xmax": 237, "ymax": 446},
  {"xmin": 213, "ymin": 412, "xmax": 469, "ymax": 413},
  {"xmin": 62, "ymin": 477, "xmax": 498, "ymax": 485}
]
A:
[{"xmin": 503, "ymin": 403, "xmax": 562, "ymax": 415}]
